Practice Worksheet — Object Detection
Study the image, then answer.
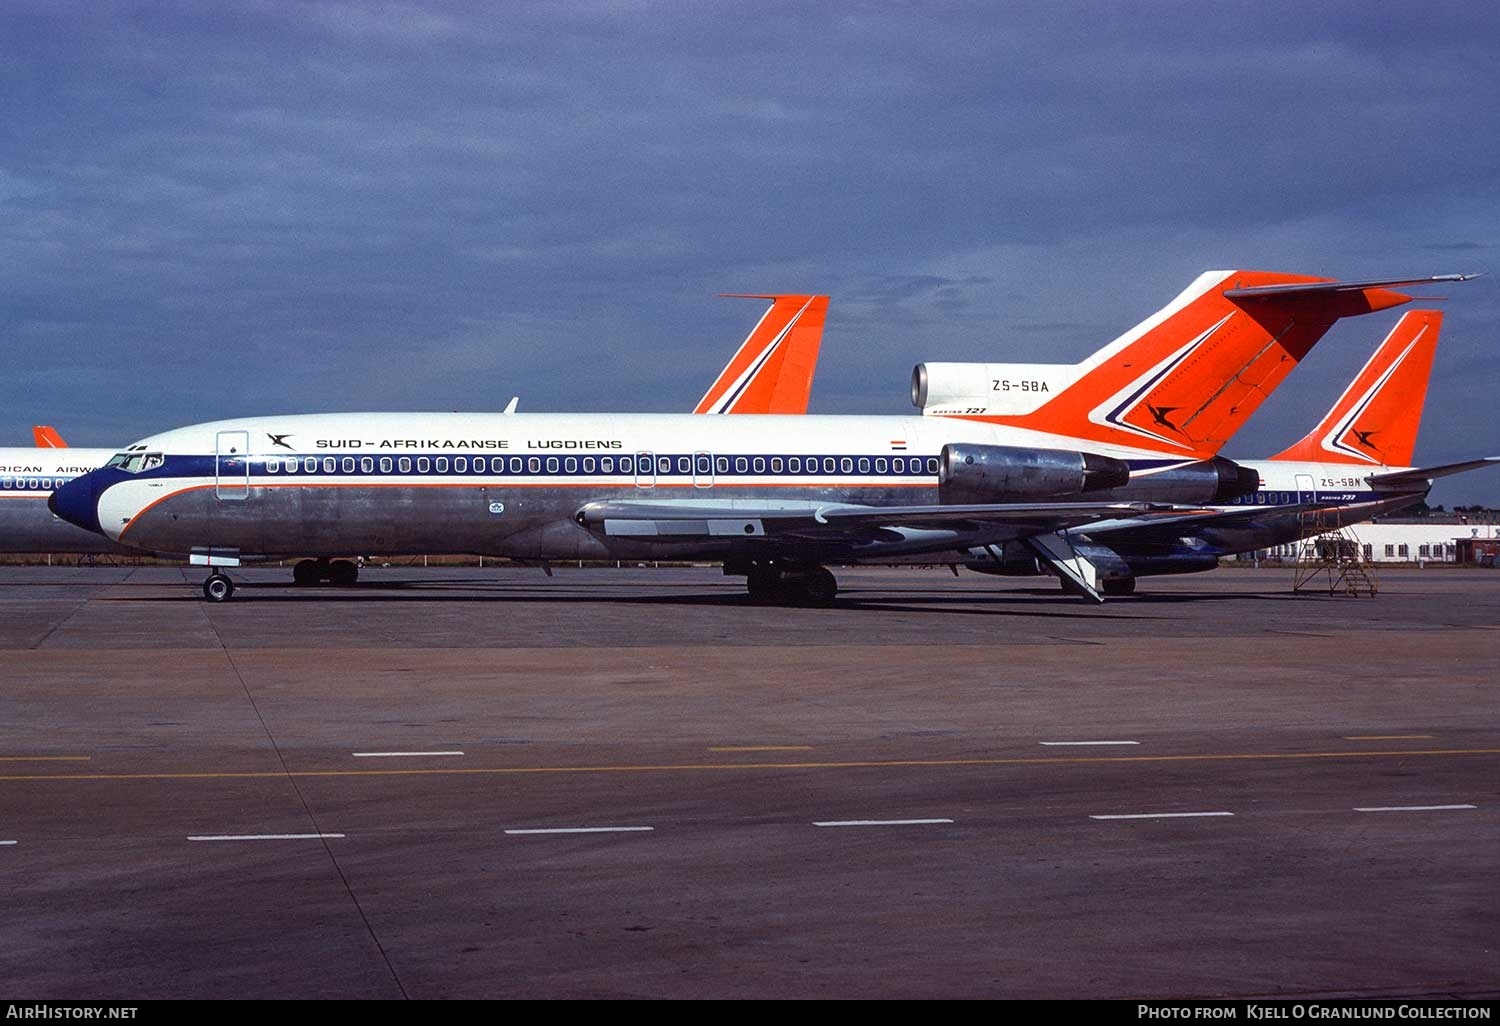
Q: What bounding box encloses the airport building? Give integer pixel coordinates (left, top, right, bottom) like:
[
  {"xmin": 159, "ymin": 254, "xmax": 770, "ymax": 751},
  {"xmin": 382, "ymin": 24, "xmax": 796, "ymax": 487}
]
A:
[{"xmin": 1248, "ymin": 516, "xmax": 1500, "ymax": 566}]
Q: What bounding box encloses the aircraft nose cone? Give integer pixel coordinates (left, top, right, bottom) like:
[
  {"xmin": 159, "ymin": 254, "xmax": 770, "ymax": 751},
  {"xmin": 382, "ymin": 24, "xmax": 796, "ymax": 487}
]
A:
[{"xmin": 49, "ymin": 474, "xmax": 103, "ymax": 535}]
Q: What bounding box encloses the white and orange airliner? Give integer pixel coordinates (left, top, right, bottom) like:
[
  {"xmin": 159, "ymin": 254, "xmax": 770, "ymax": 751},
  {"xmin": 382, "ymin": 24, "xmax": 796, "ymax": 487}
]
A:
[{"xmin": 49, "ymin": 272, "xmax": 1475, "ymax": 604}]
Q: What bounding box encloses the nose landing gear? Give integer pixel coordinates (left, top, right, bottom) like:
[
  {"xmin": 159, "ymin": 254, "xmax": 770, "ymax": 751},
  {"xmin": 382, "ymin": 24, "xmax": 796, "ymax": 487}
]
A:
[{"xmin": 202, "ymin": 573, "xmax": 235, "ymax": 602}]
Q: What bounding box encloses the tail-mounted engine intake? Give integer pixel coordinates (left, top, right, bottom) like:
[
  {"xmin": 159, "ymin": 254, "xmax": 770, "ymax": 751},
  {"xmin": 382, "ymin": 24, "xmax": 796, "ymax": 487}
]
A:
[{"xmin": 939, "ymin": 443, "xmax": 1131, "ymax": 503}]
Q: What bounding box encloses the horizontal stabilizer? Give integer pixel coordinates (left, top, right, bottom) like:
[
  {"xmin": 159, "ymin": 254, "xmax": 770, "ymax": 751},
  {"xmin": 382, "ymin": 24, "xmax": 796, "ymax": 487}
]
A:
[
  {"xmin": 1224, "ymin": 274, "xmax": 1480, "ymax": 299},
  {"xmin": 1367, "ymin": 457, "xmax": 1500, "ymax": 491}
]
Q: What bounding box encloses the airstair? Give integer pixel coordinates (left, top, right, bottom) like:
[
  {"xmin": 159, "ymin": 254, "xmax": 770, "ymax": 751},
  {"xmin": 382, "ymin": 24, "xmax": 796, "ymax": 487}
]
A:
[{"xmin": 1291, "ymin": 509, "xmax": 1378, "ymax": 596}]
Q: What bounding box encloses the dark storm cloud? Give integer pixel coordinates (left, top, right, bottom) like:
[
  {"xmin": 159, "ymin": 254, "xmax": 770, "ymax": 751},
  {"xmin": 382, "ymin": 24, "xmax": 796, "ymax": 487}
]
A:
[{"xmin": 4, "ymin": 1, "xmax": 1498, "ymax": 505}]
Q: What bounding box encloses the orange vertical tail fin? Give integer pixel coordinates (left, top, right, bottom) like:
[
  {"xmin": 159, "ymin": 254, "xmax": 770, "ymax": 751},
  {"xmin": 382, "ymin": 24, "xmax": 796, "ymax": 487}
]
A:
[
  {"xmin": 1268, "ymin": 310, "xmax": 1440, "ymax": 467},
  {"xmin": 32, "ymin": 425, "xmax": 68, "ymax": 448},
  {"xmin": 694, "ymin": 294, "xmax": 828, "ymax": 414},
  {"xmin": 957, "ymin": 272, "xmax": 1464, "ymax": 456}
]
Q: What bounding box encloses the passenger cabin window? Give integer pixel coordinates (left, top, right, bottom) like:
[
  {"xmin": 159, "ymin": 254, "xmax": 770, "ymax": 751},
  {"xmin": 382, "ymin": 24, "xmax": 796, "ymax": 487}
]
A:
[
  {"xmin": 876, "ymin": 458, "xmax": 887, "ymax": 473},
  {"xmin": 399, "ymin": 457, "xmax": 412, "ymax": 473},
  {"xmin": 735, "ymin": 457, "xmax": 748, "ymax": 473},
  {"xmin": 583, "ymin": 457, "xmax": 596, "ymax": 473},
  {"xmin": 361, "ymin": 457, "xmax": 374, "ymax": 473},
  {"xmin": 753, "ymin": 457, "xmax": 765, "ymax": 473},
  {"xmin": 789, "ymin": 457, "xmax": 801, "ymax": 473},
  {"xmin": 840, "ymin": 458, "xmax": 853, "ymax": 473},
  {"xmin": 528, "ymin": 457, "xmax": 540, "ymax": 473},
  {"xmin": 658, "ymin": 456, "xmax": 671, "ymax": 474},
  {"xmin": 323, "ymin": 457, "xmax": 336, "ymax": 474},
  {"xmin": 822, "ymin": 457, "xmax": 835, "ymax": 473},
  {"xmin": 696, "ymin": 455, "xmax": 711, "ymax": 474},
  {"xmin": 380, "ymin": 457, "xmax": 393, "ymax": 473},
  {"xmin": 926, "ymin": 457, "xmax": 939, "ymax": 474},
  {"xmin": 436, "ymin": 457, "xmax": 449, "ymax": 473},
  {"xmin": 509, "ymin": 457, "xmax": 522, "ymax": 473},
  {"xmin": 771, "ymin": 457, "xmax": 783, "ymax": 473},
  {"xmin": 341, "ymin": 457, "xmax": 355, "ymax": 473},
  {"xmin": 858, "ymin": 458, "xmax": 870, "ymax": 473},
  {"xmin": 565, "ymin": 457, "xmax": 578, "ymax": 473},
  {"xmin": 491, "ymin": 457, "xmax": 505, "ymax": 473},
  {"xmin": 617, "ymin": 456, "xmax": 630, "ymax": 473},
  {"xmin": 455, "ymin": 457, "xmax": 467, "ymax": 473},
  {"xmin": 418, "ymin": 457, "xmax": 431, "ymax": 473},
  {"xmin": 893, "ymin": 457, "xmax": 904, "ymax": 473},
  {"xmin": 716, "ymin": 457, "xmax": 729, "ymax": 473},
  {"xmin": 602, "ymin": 457, "xmax": 614, "ymax": 473},
  {"xmin": 267, "ymin": 458, "xmax": 280, "ymax": 473},
  {"xmin": 676, "ymin": 456, "xmax": 690, "ymax": 474},
  {"xmin": 546, "ymin": 457, "xmax": 559, "ymax": 473}
]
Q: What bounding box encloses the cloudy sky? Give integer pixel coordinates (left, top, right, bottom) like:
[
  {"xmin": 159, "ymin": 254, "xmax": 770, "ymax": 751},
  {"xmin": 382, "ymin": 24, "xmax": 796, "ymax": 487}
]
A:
[{"xmin": 6, "ymin": 1, "xmax": 1498, "ymax": 505}]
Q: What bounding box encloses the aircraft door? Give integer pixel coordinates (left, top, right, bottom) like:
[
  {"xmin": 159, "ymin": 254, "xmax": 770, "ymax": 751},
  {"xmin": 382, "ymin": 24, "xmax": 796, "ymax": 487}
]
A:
[
  {"xmin": 634, "ymin": 450, "xmax": 655, "ymax": 489},
  {"xmin": 1295, "ymin": 473, "xmax": 1316, "ymax": 505},
  {"xmin": 216, "ymin": 430, "xmax": 251, "ymax": 500},
  {"xmin": 693, "ymin": 451, "xmax": 714, "ymax": 489}
]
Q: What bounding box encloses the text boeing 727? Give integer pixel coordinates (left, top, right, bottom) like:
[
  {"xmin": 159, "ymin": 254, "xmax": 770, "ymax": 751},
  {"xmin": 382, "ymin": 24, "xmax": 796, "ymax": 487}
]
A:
[{"xmin": 49, "ymin": 271, "xmax": 1468, "ymax": 604}]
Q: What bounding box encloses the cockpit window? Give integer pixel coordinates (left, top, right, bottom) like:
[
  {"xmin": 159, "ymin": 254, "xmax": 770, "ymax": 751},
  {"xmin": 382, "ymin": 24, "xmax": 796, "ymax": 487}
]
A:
[{"xmin": 106, "ymin": 451, "xmax": 165, "ymax": 474}]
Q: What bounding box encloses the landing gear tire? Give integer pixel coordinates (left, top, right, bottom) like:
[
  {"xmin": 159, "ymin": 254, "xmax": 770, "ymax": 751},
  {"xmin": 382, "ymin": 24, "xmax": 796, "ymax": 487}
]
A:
[
  {"xmin": 1102, "ymin": 577, "xmax": 1136, "ymax": 596},
  {"xmin": 292, "ymin": 559, "xmax": 321, "ymax": 586},
  {"xmin": 329, "ymin": 559, "xmax": 359, "ymax": 587},
  {"xmin": 203, "ymin": 573, "xmax": 235, "ymax": 603},
  {"xmin": 746, "ymin": 568, "xmax": 782, "ymax": 604},
  {"xmin": 801, "ymin": 566, "xmax": 838, "ymax": 608}
]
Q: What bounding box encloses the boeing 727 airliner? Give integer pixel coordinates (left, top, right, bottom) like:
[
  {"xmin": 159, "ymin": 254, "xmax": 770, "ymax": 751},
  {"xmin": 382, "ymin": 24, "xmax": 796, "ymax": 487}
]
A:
[
  {"xmin": 49, "ymin": 271, "xmax": 1471, "ymax": 604},
  {"xmin": 952, "ymin": 310, "xmax": 1498, "ymax": 592}
]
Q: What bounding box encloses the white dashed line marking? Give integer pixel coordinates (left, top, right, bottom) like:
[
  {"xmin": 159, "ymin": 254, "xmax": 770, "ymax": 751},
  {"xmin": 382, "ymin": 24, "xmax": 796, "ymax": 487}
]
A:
[
  {"xmin": 352, "ymin": 751, "xmax": 464, "ymax": 758},
  {"xmin": 504, "ymin": 827, "xmax": 655, "ymax": 835},
  {"xmin": 813, "ymin": 819, "xmax": 954, "ymax": 827},
  {"xmin": 1353, "ymin": 804, "xmax": 1476, "ymax": 813},
  {"xmin": 1090, "ymin": 812, "xmax": 1234, "ymax": 821},
  {"xmin": 188, "ymin": 834, "xmax": 346, "ymax": 842}
]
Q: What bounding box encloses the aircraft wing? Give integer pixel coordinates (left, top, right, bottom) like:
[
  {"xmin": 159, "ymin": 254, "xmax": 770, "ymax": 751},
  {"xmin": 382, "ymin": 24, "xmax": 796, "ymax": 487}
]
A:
[
  {"xmin": 575, "ymin": 498, "xmax": 1171, "ymax": 547},
  {"xmin": 1071, "ymin": 499, "xmax": 1395, "ymax": 544},
  {"xmin": 1367, "ymin": 457, "xmax": 1500, "ymax": 491}
]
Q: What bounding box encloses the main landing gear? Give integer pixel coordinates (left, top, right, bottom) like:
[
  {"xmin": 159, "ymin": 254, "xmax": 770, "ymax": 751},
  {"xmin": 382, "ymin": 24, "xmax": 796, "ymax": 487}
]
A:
[
  {"xmin": 741, "ymin": 563, "xmax": 839, "ymax": 608},
  {"xmin": 292, "ymin": 558, "xmax": 360, "ymax": 587}
]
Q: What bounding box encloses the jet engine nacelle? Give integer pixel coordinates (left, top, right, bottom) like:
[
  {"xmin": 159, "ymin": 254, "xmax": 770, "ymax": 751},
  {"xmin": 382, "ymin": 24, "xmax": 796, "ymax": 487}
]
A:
[
  {"xmin": 939, "ymin": 443, "xmax": 1132, "ymax": 503},
  {"xmin": 1100, "ymin": 456, "xmax": 1260, "ymax": 505},
  {"xmin": 913, "ymin": 362, "xmax": 1080, "ymax": 416}
]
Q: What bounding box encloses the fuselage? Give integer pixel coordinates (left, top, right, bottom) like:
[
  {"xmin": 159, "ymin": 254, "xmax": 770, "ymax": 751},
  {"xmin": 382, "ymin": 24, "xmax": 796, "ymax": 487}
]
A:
[
  {"xmin": 0, "ymin": 447, "xmax": 138, "ymax": 555},
  {"xmin": 51, "ymin": 410, "xmax": 1243, "ymax": 564}
]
